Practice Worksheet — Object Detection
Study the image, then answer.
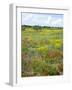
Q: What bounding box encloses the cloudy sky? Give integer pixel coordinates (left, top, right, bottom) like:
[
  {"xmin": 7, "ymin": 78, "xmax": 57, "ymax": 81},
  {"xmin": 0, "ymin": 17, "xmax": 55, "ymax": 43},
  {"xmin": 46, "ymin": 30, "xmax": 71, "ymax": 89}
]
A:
[{"xmin": 21, "ymin": 13, "xmax": 63, "ymax": 27}]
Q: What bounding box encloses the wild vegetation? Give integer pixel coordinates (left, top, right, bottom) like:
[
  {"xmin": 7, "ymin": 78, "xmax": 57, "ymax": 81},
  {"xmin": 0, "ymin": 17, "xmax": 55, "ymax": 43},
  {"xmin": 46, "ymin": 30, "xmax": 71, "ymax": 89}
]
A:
[{"xmin": 21, "ymin": 25, "xmax": 63, "ymax": 77}]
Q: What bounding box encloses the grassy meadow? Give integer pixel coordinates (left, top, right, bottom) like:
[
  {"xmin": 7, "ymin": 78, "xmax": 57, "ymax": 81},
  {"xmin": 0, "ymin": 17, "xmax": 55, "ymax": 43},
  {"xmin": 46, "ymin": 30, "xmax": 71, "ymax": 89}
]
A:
[{"xmin": 21, "ymin": 25, "xmax": 63, "ymax": 77}]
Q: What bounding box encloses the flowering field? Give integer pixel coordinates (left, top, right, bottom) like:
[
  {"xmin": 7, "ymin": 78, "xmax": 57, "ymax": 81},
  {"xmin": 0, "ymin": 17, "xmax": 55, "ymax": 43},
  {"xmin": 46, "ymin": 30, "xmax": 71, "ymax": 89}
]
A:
[{"xmin": 21, "ymin": 25, "xmax": 63, "ymax": 77}]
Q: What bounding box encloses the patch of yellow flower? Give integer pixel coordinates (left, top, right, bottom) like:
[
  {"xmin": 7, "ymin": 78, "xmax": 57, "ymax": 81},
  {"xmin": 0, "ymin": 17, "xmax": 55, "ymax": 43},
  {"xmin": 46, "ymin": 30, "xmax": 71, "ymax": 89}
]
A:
[
  {"xmin": 36, "ymin": 45, "xmax": 48, "ymax": 52},
  {"xmin": 54, "ymin": 39, "xmax": 63, "ymax": 48}
]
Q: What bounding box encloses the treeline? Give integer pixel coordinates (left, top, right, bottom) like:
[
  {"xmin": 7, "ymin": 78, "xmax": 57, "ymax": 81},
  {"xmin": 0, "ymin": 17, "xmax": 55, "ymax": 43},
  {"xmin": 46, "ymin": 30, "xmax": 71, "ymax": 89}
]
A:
[{"xmin": 22, "ymin": 25, "xmax": 63, "ymax": 30}]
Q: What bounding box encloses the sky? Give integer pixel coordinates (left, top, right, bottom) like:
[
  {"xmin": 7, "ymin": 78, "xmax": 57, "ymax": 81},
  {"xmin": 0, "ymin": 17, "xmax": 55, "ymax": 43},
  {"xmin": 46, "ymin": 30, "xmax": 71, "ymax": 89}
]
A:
[{"xmin": 21, "ymin": 13, "xmax": 63, "ymax": 27}]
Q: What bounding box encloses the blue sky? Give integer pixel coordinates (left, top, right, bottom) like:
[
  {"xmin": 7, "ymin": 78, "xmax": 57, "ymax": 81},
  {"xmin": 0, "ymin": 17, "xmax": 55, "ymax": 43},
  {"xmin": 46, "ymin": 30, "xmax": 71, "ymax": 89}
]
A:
[{"xmin": 21, "ymin": 13, "xmax": 63, "ymax": 27}]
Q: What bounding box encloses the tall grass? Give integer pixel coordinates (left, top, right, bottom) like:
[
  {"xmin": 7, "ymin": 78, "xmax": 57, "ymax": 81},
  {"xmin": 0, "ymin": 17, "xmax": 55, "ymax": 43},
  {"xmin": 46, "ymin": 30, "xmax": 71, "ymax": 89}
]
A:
[{"xmin": 21, "ymin": 25, "xmax": 63, "ymax": 77}]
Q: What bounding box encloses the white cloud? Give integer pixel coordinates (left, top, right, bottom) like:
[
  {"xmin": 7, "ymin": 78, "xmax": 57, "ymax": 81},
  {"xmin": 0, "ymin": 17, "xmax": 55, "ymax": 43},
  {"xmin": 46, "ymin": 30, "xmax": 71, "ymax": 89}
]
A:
[
  {"xmin": 22, "ymin": 13, "xmax": 63, "ymax": 27},
  {"xmin": 23, "ymin": 14, "xmax": 33, "ymax": 21},
  {"xmin": 45, "ymin": 16, "xmax": 63, "ymax": 27},
  {"xmin": 45, "ymin": 16, "xmax": 52, "ymax": 24},
  {"xmin": 52, "ymin": 19, "xmax": 63, "ymax": 25}
]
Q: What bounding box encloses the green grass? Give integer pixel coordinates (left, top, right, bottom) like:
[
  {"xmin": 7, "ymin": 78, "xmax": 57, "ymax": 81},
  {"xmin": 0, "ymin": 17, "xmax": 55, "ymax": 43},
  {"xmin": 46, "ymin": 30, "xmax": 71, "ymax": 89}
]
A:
[{"xmin": 21, "ymin": 25, "xmax": 63, "ymax": 77}]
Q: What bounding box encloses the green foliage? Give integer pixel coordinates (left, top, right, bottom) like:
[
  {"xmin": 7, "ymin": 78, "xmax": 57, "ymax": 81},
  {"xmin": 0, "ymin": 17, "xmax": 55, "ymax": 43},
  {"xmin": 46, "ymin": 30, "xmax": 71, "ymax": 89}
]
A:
[{"xmin": 21, "ymin": 25, "xmax": 63, "ymax": 77}]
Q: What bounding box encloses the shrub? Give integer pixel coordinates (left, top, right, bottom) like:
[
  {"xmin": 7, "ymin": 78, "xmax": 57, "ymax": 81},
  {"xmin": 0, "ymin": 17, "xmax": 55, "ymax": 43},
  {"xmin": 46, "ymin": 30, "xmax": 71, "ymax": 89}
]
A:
[
  {"xmin": 48, "ymin": 50, "xmax": 63, "ymax": 59},
  {"xmin": 32, "ymin": 59, "xmax": 49, "ymax": 76}
]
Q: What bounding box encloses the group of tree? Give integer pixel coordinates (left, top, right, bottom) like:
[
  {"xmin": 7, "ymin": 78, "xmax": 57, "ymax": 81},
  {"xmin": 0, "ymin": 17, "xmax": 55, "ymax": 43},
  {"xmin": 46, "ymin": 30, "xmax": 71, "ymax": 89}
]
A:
[{"xmin": 22, "ymin": 25, "xmax": 63, "ymax": 31}]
